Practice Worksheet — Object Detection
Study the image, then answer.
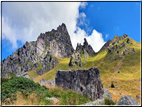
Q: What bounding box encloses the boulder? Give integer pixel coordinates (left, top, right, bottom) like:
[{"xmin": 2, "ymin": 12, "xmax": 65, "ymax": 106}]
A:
[
  {"xmin": 116, "ymin": 95, "xmax": 139, "ymax": 105},
  {"xmin": 55, "ymin": 67, "xmax": 104, "ymax": 101},
  {"xmin": 83, "ymin": 88, "xmax": 112, "ymax": 105}
]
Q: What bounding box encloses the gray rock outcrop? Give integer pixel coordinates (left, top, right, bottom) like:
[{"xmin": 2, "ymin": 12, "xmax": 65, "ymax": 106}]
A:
[
  {"xmin": 101, "ymin": 34, "xmax": 136, "ymax": 61},
  {"xmin": 116, "ymin": 95, "xmax": 139, "ymax": 105},
  {"xmin": 68, "ymin": 51, "xmax": 82, "ymax": 67},
  {"xmin": 76, "ymin": 38, "xmax": 95, "ymax": 56},
  {"xmin": 2, "ymin": 23, "xmax": 74, "ymax": 78},
  {"xmin": 83, "ymin": 88, "xmax": 112, "ymax": 105},
  {"xmin": 55, "ymin": 67, "xmax": 104, "ymax": 101}
]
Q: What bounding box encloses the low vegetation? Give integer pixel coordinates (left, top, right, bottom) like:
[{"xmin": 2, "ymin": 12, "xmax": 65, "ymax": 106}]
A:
[
  {"xmin": 104, "ymin": 98, "xmax": 116, "ymax": 105},
  {"xmin": 2, "ymin": 77, "xmax": 90, "ymax": 105},
  {"xmin": 34, "ymin": 37, "xmax": 140, "ymax": 104}
]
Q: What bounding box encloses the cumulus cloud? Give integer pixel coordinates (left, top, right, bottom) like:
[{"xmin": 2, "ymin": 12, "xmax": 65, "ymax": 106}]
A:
[
  {"xmin": 2, "ymin": 2, "xmax": 105, "ymax": 53},
  {"xmin": 86, "ymin": 30, "xmax": 105, "ymax": 52}
]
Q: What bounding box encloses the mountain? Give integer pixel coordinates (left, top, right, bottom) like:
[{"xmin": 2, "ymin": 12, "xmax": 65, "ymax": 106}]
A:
[
  {"xmin": 32, "ymin": 32, "xmax": 140, "ymax": 104},
  {"xmin": 1, "ymin": 23, "xmax": 141, "ymax": 104},
  {"xmin": 1, "ymin": 23, "xmax": 74, "ymax": 78}
]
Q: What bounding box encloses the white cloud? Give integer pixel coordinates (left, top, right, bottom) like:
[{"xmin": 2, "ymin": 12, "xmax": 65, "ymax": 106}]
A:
[
  {"xmin": 86, "ymin": 30, "xmax": 105, "ymax": 52},
  {"xmin": 80, "ymin": 2, "xmax": 88, "ymax": 9},
  {"xmin": 2, "ymin": 17, "xmax": 17, "ymax": 49},
  {"xmin": 80, "ymin": 12, "xmax": 86, "ymax": 18},
  {"xmin": 2, "ymin": 2, "xmax": 105, "ymax": 53}
]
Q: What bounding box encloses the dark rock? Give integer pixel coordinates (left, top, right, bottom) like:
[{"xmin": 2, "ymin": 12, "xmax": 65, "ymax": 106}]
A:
[
  {"xmin": 123, "ymin": 34, "xmax": 128, "ymax": 38},
  {"xmin": 83, "ymin": 38, "xmax": 95, "ymax": 56},
  {"xmin": 136, "ymin": 95, "xmax": 140, "ymax": 99},
  {"xmin": 122, "ymin": 48, "xmax": 136, "ymax": 55},
  {"xmin": 69, "ymin": 52, "xmax": 82, "ymax": 67},
  {"xmin": 100, "ymin": 40, "xmax": 112, "ymax": 50},
  {"xmin": 83, "ymin": 88, "xmax": 112, "ymax": 105},
  {"xmin": 76, "ymin": 38, "xmax": 95, "ymax": 56},
  {"xmin": 112, "ymin": 42, "xmax": 116, "ymax": 45},
  {"xmin": 55, "ymin": 67, "xmax": 104, "ymax": 101},
  {"xmin": 37, "ymin": 69, "xmax": 45, "ymax": 75},
  {"xmin": 116, "ymin": 95, "xmax": 139, "ymax": 105}
]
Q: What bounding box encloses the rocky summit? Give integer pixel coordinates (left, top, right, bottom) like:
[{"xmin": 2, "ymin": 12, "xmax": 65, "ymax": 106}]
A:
[
  {"xmin": 100, "ymin": 34, "xmax": 136, "ymax": 61},
  {"xmin": 76, "ymin": 38, "xmax": 95, "ymax": 56},
  {"xmin": 55, "ymin": 67, "xmax": 104, "ymax": 101},
  {"xmin": 68, "ymin": 51, "xmax": 82, "ymax": 67},
  {"xmin": 1, "ymin": 23, "xmax": 74, "ymax": 78}
]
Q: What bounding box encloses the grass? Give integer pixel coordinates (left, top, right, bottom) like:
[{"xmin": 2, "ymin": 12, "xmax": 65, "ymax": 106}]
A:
[
  {"xmin": 14, "ymin": 36, "xmax": 139, "ymax": 105},
  {"xmin": 33, "ymin": 38, "xmax": 140, "ymax": 104},
  {"xmin": 2, "ymin": 77, "xmax": 90, "ymax": 105},
  {"xmin": 27, "ymin": 62, "xmax": 42, "ymax": 78},
  {"xmin": 48, "ymin": 87, "xmax": 90, "ymax": 105}
]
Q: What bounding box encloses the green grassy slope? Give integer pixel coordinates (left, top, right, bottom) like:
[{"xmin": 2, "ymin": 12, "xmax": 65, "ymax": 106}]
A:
[{"xmin": 33, "ymin": 36, "xmax": 141, "ymax": 104}]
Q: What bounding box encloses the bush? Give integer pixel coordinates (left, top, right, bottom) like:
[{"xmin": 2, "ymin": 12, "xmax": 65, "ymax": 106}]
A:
[
  {"xmin": 111, "ymin": 82, "xmax": 115, "ymax": 88},
  {"xmin": 1, "ymin": 78, "xmax": 9, "ymax": 83},
  {"xmin": 2, "ymin": 77, "xmax": 48, "ymax": 103},
  {"xmin": 104, "ymin": 98, "xmax": 116, "ymax": 105},
  {"xmin": 2, "ymin": 77, "xmax": 90, "ymax": 105}
]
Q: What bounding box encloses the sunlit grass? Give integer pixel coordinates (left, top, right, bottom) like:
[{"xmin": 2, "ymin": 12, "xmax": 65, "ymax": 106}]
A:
[
  {"xmin": 33, "ymin": 41, "xmax": 141, "ymax": 104},
  {"xmin": 28, "ymin": 62, "xmax": 42, "ymax": 78}
]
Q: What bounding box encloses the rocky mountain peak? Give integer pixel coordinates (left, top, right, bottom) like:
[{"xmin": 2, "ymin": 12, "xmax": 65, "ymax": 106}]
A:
[
  {"xmin": 83, "ymin": 38, "xmax": 88, "ymax": 47},
  {"xmin": 2, "ymin": 23, "xmax": 74, "ymax": 78},
  {"xmin": 75, "ymin": 38, "xmax": 95, "ymax": 56},
  {"xmin": 57, "ymin": 23, "xmax": 67, "ymax": 32},
  {"xmin": 102, "ymin": 34, "xmax": 136, "ymax": 61}
]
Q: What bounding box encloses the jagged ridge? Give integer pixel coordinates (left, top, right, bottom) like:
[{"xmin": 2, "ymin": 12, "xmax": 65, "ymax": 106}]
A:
[{"xmin": 2, "ymin": 23, "xmax": 74, "ymax": 78}]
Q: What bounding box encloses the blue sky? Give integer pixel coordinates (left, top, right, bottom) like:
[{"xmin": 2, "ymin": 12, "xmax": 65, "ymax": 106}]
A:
[
  {"xmin": 2, "ymin": 2, "xmax": 141, "ymax": 61},
  {"xmin": 78, "ymin": 2, "xmax": 141, "ymax": 42}
]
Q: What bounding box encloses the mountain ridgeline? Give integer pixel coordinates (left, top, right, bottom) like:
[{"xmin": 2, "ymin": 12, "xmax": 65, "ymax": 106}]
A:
[
  {"xmin": 1, "ymin": 23, "xmax": 141, "ymax": 105},
  {"xmin": 1, "ymin": 23, "xmax": 138, "ymax": 79},
  {"xmin": 2, "ymin": 23, "xmax": 74, "ymax": 78}
]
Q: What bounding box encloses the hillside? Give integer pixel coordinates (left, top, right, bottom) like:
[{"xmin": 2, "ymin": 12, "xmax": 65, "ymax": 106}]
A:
[
  {"xmin": 33, "ymin": 34, "xmax": 141, "ymax": 104},
  {"xmin": 1, "ymin": 23, "xmax": 74, "ymax": 78},
  {"xmin": 1, "ymin": 24, "xmax": 141, "ymax": 105}
]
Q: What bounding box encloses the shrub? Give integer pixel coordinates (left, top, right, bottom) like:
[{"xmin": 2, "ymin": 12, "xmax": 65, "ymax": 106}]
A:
[
  {"xmin": 2, "ymin": 77, "xmax": 48, "ymax": 103},
  {"xmin": 68, "ymin": 59, "xmax": 73, "ymax": 66},
  {"xmin": 111, "ymin": 82, "xmax": 115, "ymax": 88},
  {"xmin": 1, "ymin": 78, "xmax": 9, "ymax": 83},
  {"xmin": 104, "ymin": 98, "xmax": 116, "ymax": 105},
  {"xmin": 2, "ymin": 77, "xmax": 90, "ymax": 105}
]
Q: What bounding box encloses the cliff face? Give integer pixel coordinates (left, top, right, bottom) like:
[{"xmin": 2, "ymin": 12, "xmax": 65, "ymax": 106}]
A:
[
  {"xmin": 55, "ymin": 67, "xmax": 104, "ymax": 101},
  {"xmin": 2, "ymin": 23, "xmax": 74, "ymax": 78},
  {"xmin": 38, "ymin": 23, "xmax": 74, "ymax": 57}
]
